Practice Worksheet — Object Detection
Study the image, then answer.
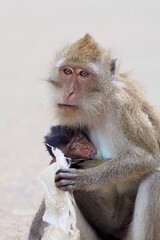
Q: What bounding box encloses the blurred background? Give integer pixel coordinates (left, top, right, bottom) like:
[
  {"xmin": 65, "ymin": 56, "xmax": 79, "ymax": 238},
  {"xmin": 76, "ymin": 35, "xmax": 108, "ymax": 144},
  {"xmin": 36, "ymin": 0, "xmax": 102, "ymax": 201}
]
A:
[{"xmin": 0, "ymin": 0, "xmax": 160, "ymax": 239}]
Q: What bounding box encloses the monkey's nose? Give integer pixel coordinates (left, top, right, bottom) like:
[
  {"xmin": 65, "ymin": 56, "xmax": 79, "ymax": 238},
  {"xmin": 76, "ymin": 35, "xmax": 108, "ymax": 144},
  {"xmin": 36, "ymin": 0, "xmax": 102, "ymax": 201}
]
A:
[{"xmin": 66, "ymin": 90, "xmax": 76, "ymax": 102}]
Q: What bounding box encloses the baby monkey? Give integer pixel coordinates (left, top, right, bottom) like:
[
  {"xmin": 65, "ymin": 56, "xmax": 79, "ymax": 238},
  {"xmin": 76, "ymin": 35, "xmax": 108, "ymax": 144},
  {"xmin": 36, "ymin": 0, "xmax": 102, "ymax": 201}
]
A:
[
  {"xmin": 45, "ymin": 125, "xmax": 97, "ymax": 163},
  {"xmin": 28, "ymin": 125, "xmax": 102, "ymax": 240}
]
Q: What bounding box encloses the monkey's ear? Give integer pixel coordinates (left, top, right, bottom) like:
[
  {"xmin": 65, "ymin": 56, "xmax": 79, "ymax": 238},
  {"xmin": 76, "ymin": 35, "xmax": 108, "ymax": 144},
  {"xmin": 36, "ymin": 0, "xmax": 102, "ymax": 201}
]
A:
[{"xmin": 110, "ymin": 57, "xmax": 118, "ymax": 75}]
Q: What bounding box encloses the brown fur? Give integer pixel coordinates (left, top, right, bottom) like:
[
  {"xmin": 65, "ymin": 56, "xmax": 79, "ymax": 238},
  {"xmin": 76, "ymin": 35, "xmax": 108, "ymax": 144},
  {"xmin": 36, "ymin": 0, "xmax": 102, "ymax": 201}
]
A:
[
  {"xmin": 52, "ymin": 35, "xmax": 160, "ymax": 240},
  {"xmin": 29, "ymin": 35, "xmax": 160, "ymax": 240},
  {"xmin": 65, "ymin": 34, "xmax": 101, "ymax": 64}
]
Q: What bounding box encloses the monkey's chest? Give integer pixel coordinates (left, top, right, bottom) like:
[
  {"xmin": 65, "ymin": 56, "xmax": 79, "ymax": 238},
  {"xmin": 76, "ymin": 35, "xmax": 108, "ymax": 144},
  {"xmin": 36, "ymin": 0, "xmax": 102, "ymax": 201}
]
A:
[
  {"xmin": 89, "ymin": 125, "xmax": 127, "ymax": 159},
  {"xmin": 74, "ymin": 188, "xmax": 136, "ymax": 237}
]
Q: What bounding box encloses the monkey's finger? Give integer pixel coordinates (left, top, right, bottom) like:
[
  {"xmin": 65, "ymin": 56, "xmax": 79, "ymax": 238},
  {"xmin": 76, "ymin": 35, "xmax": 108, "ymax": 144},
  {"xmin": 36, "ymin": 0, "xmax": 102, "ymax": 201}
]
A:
[
  {"xmin": 56, "ymin": 168, "xmax": 77, "ymax": 175},
  {"xmin": 55, "ymin": 179, "xmax": 75, "ymax": 189},
  {"xmin": 55, "ymin": 171, "xmax": 77, "ymax": 182},
  {"xmin": 58, "ymin": 185, "xmax": 75, "ymax": 192}
]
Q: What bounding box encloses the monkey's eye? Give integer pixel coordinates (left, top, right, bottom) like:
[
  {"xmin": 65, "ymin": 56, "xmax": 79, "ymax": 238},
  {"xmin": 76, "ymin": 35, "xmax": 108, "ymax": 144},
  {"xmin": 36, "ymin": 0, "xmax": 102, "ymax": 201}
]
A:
[
  {"xmin": 64, "ymin": 68, "xmax": 72, "ymax": 75},
  {"xmin": 69, "ymin": 143, "xmax": 77, "ymax": 152},
  {"xmin": 76, "ymin": 134, "xmax": 84, "ymax": 141},
  {"xmin": 79, "ymin": 70, "xmax": 89, "ymax": 77}
]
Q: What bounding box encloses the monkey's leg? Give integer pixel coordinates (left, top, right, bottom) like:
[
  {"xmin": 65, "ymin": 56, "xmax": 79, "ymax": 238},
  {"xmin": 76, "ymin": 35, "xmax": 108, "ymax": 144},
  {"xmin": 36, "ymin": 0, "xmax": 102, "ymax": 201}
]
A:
[
  {"xmin": 28, "ymin": 199, "xmax": 48, "ymax": 240},
  {"xmin": 76, "ymin": 205, "xmax": 102, "ymax": 240},
  {"xmin": 125, "ymin": 171, "xmax": 160, "ymax": 240}
]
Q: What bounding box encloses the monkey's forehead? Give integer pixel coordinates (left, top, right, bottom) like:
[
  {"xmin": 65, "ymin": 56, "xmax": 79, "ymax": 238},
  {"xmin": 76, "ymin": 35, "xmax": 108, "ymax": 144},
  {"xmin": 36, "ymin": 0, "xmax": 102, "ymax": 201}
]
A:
[
  {"xmin": 55, "ymin": 34, "xmax": 110, "ymax": 66},
  {"xmin": 65, "ymin": 34, "xmax": 101, "ymax": 64}
]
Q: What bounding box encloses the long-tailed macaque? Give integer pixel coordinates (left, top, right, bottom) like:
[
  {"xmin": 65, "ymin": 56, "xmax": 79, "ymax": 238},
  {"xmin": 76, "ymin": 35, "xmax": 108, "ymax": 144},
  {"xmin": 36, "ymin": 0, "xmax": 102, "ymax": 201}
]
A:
[{"xmin": 46, "ymin": 34, "xmax": 160, "ymax": 240}]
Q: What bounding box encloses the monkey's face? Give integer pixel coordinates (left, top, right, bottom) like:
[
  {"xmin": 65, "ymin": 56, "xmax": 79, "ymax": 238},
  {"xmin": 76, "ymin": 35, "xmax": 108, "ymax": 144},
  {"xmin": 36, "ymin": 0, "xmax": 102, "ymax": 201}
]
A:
[
  {"xmin": 57, "ymin": 64, "xmax": 100, "ymax": 112},
  {"xmin": 48, "ymin": 34, "xmax": 115, "ymax": 127},
  {"xmin": 49, "ymin": 65, "xmax": 107, "ymax": 127},
  {"xmin": 60, "ymin": 132, "xmax": 97, "ymax": 160}
]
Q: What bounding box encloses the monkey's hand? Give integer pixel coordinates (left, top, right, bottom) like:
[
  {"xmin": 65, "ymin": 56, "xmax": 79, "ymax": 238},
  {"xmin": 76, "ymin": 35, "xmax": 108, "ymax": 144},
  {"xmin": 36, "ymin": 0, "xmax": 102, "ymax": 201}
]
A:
[
  {"xmin": 55, "ymin": 168, "xmax": 91, "ymax": 191},
  {"xmin": 55, "ymin": 159, "xmax": 105, "ymax": 191}
]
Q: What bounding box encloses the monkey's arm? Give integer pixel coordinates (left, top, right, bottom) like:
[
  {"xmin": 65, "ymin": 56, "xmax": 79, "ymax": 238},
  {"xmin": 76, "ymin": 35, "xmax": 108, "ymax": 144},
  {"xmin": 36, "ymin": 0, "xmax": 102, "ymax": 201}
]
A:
[
  {"xmin": 28, "ymin": 199, "xmax": 48, "ymax": 240},
  {"xmin": 55, "ymin": 148, "xmax": 160, "ymax": 191},
  {"xmin": 71, "ymin": 159, "xmax": 105, "ymax": 169}
]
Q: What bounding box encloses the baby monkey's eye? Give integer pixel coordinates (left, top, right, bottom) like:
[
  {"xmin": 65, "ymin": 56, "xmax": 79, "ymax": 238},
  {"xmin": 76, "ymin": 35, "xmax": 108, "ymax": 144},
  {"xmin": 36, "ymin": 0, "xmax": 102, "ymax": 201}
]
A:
[
  {"xmin": 79, "ymin": 70, "xmax": 89, "ymax": 77},
  {"xmin": 64, "ymin": 68, "xmax": 72, "ymax": 75},
  {"xmin": 69, "ymin": 143, "xmax": 77, "ymax": 152},
  {"xmin": 76, "ymin": 134, "xmax": 84, "ymax": 141}
]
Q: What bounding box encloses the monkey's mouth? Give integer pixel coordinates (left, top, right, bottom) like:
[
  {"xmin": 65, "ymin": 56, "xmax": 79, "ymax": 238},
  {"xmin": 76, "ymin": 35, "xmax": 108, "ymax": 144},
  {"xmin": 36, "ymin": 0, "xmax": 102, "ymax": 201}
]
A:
[
  {"xmin": 89, "ymin": 151, "xmax": 96, "ymax": 158},
  {"xmin": 89, "ymin": 148, "xmax": 97, "ymax": 158},
  {"xmin": 58, "ymin": 104, "xmax": 76, "ymax": 107},
  {"xmin": 58, "ymin": 104, "xmax": 78, "ymax": 112}
]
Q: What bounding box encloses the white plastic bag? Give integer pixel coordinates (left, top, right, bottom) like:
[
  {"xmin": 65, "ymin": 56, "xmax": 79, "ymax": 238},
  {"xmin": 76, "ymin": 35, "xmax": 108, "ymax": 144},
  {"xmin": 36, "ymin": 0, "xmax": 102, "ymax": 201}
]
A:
[{"xmin": 38, "ymin": 147, "xmax": 80, "ymax": 240}]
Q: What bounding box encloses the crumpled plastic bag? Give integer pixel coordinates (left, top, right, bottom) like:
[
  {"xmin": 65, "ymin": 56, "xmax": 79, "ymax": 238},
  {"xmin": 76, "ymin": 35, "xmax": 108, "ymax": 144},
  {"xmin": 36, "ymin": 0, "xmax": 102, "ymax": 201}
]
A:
[{"xmin": 38, "ymin": 147, "xmax": 80, "ymax": 240}]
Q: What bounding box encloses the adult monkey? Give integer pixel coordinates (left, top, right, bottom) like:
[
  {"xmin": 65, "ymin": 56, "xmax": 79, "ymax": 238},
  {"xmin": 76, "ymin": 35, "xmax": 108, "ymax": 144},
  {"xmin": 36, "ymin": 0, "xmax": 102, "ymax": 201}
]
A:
[{"xmin": 33, "ymin": 34, "xmax": 160, "ymax": 240}]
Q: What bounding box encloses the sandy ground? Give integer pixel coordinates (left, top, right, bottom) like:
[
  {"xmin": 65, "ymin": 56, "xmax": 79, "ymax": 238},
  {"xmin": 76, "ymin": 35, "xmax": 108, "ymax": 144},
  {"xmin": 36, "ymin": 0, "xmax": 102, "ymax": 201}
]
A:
[{"xmin": 1, "ymin": 1, "xmax": 160, "ymax": 239}]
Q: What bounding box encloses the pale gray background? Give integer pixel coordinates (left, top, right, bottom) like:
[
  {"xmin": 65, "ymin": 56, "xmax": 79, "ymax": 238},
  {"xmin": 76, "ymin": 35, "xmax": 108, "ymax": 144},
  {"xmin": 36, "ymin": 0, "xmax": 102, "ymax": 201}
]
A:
[{"xmin": 0, "ymin": 1, "xmax": 160, "ymax": 239}]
